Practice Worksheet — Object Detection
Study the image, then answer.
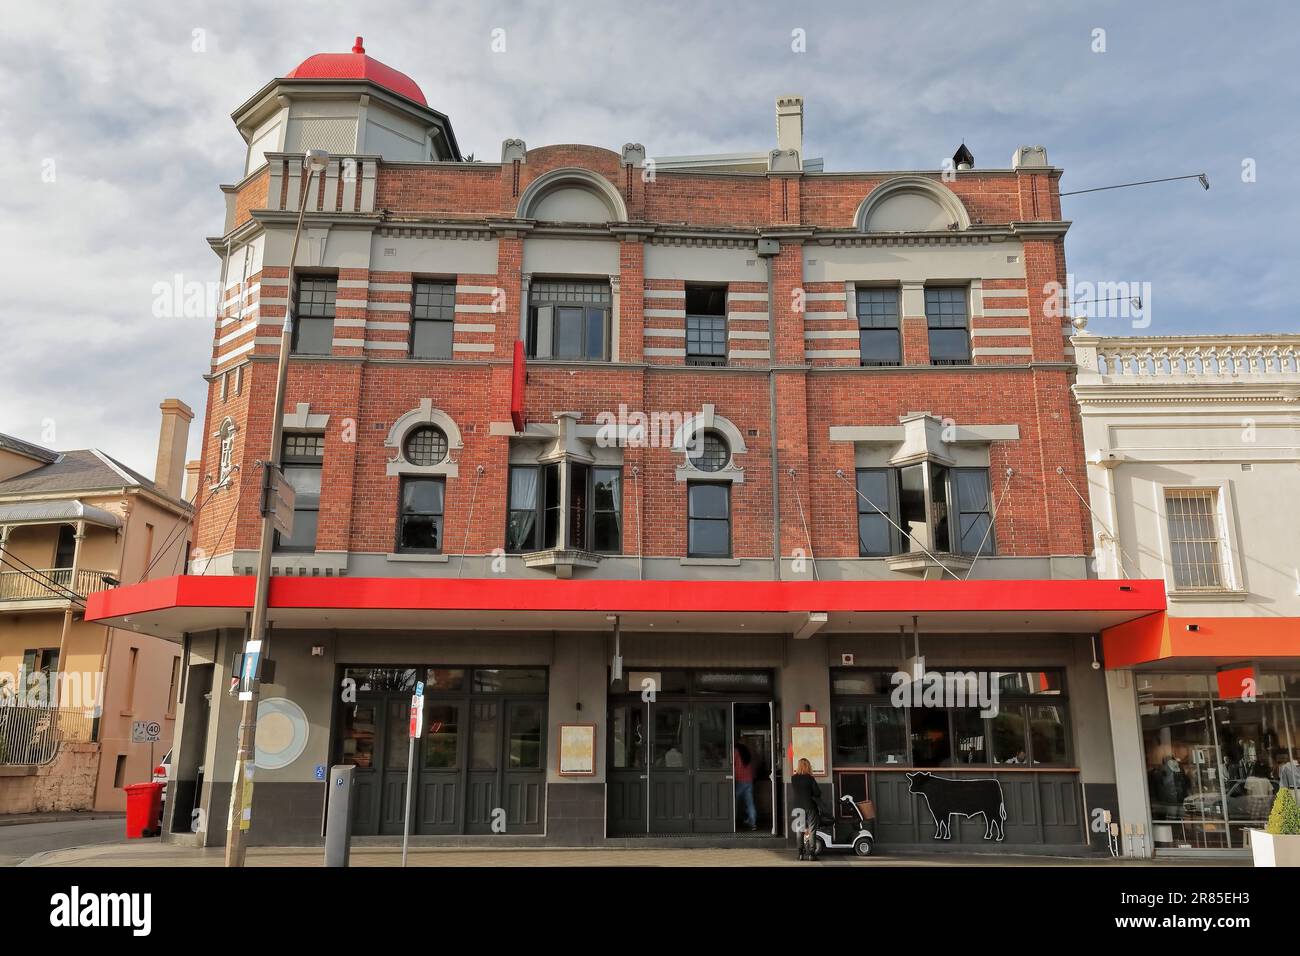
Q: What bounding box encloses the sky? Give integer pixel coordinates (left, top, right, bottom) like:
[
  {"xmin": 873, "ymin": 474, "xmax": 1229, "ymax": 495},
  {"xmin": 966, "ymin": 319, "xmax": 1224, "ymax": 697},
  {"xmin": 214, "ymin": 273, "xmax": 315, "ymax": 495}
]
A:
[{"xmin": 1, "ymin": 0, "xmax": 1296, "ymax": 479}]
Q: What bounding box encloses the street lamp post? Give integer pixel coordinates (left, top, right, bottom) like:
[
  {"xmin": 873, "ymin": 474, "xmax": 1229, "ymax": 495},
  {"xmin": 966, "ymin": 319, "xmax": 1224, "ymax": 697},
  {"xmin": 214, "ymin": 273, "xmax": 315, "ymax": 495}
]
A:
[{"xmin": 224, "ymin": 148, "xmax": 329, "ymax": 867}]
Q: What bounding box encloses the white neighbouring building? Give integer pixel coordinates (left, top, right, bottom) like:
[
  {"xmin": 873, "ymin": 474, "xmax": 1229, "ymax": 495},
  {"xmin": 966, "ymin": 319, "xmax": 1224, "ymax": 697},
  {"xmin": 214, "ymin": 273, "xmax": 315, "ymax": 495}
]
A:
[{"xmin": 1072, "ymin": 333, "xmax": 1300, "ymax": 856}]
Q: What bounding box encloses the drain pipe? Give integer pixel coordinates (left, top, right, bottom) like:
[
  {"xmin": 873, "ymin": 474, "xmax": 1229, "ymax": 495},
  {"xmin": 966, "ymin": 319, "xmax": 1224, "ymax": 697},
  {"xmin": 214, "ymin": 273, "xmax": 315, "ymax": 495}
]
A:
[{"xmin": 758, "ymin": 239, "xmax": 781, "ymax": 579}]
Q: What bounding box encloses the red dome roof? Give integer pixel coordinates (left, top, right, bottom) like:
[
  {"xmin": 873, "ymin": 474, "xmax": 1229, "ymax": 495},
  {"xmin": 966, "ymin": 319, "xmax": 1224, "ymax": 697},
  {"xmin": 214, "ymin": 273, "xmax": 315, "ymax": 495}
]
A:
[{"xmin": 286, "ymin": 37, "xmax": 427, "ymax": 106}]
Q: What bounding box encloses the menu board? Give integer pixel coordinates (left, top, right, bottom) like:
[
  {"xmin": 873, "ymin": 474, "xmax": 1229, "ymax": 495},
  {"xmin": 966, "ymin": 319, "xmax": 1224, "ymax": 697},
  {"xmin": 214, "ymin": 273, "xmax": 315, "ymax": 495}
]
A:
[
  {"xmin": 558, "ymin": 723, "xmax": 597, "ymax": 776},
  {"xmin": 790, "ymin": 724, "xmax": 828, "ymax": 776}
]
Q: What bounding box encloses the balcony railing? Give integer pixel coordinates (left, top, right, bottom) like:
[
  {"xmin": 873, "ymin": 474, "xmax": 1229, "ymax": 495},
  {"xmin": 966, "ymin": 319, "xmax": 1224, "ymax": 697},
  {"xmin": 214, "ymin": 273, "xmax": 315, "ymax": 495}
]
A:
[
  {"xmin": 0, "ymin": 567, "xmax": 114, "ymax": 603},
  {"xmin": 1073, "ymin": 335, "xmax": 1300, "ymax": 380},
  {"xmin": 264, "ymin": 152, "xmax": 379, "ymax": 215},
  {"xmin": 0, "ymin": 705, "xmax": 97, "ymax": 766}
]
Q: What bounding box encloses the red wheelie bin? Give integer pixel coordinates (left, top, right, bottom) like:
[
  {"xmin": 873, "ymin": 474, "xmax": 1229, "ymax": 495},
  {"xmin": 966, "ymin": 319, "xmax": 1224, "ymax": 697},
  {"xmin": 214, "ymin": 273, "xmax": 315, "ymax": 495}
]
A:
[{"xmin": 124, "ymin": 782, "xmax": 164, "ymax": 838}]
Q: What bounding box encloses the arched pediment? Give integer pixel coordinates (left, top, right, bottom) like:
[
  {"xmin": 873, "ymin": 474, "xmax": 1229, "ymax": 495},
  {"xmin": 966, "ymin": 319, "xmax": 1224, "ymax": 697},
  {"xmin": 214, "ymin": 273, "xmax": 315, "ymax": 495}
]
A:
[
  {"xmin": 384, "ymin": 399, "xmax": 464, "ymax": 477},
  {"xmin": 516, "ymin": 168, "xmax": 627, "ymax": 223},
  {"xmin": 855, "ymin": 176, "xmax": 971, "ymax": 233}
]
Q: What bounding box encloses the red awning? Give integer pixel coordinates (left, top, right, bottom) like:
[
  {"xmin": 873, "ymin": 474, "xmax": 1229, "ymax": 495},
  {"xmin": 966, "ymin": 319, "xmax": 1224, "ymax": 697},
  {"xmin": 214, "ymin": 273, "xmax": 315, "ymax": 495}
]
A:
[{"xmin": 87, "ymin": 575, "xmax": 1167, "ymax": 640}]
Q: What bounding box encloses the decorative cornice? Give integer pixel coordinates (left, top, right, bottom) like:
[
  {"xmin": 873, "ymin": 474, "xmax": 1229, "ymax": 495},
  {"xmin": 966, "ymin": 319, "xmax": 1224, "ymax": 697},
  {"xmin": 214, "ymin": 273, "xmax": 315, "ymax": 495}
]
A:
[
  {"xmin": 1009, "ymin": 220, "xmax": 1071, "ymax": 238},
  {"xmin": 379, "ymin": 223, "xmax": 494, "ymax": 241},
  {"xmin": 252, "ymin": 210, "xmax": 381, "ymax": 228},
  {"xmin": 809, "ymin": 229, "xmax": 1013, "ymax": 248},
  {"xmin": 486, "ymin": 217, "xmax": 535, "ymax": 239},
  {"xmin": 1073, "ymin": 384, "xmax": 1300, "ymax": 406},
  {"xmin": 648, "ymin": 233, "xmax": 761, "ymax": 249}
]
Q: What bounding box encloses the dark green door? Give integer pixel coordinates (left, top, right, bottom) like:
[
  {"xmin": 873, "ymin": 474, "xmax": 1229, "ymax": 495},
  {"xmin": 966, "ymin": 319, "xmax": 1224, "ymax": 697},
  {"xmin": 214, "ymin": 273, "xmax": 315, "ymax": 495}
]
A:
[
  {"xmin": 502, "ymin": 699, "xmax": 546, "ymax": 832},
  {"xmin": 649, "ymin": 703, "xmax": 691, "ymax": 832},
  {"xmin": 379, "ymin": 697, "xmax": 413, "ymax": 835},
  {"xmin": 417, "ymin": 701, "xmax": 462, "ymax": 834},
  {"xmin": 465, "ymin": 700, "xmax": 501, "ymax": 833},
  {"xmin": 464, "ymin": 698, "xmax": 547, "ymax": 834},
  {"xmin": 692, "ymin": 702, "xmax": 733, "ymax": 833},
  {"xmin": 607, "ymin": 701, "xmax": 648, "ymax": 834}
]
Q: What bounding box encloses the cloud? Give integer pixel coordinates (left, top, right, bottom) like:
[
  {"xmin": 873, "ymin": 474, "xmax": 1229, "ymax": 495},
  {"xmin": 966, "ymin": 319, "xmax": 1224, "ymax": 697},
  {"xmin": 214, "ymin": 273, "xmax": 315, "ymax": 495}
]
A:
[{"xmin": 0, "ymin": 0, "xmax": 1296, "ymax": 473}]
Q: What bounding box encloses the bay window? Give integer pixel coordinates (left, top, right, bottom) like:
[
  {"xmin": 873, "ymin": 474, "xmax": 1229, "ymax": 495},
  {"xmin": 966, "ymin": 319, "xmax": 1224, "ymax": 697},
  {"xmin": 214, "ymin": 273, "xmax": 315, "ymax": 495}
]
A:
[
  {"xmin": 506, "ymin": 463, "xmax": 622, "ymax": 554},
  {"xmin": 854, "ymin": 464, "xmax": 993, "ymax": 556}
]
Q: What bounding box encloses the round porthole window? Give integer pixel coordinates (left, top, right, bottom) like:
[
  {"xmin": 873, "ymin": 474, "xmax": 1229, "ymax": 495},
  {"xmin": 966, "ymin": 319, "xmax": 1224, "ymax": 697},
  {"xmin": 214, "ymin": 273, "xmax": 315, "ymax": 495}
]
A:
[
  {"xmin": 255, "ymin": 697, "xmax": 309, "ymax": 770},
  {"xmin": 404, "ymin": 426, "xmax": 449, "ymax": 466},
  {"xmin": 690, "ymin": 430, "xmax": 730, "ymax": 473}
]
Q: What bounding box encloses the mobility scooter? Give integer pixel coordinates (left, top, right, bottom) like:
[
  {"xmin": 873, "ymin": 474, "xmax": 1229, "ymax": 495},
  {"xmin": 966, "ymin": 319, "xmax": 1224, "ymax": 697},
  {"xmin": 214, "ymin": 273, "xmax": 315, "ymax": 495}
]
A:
[{"xmin": 798, "ymin": 793, "xmax": 875, "ymax": 859}]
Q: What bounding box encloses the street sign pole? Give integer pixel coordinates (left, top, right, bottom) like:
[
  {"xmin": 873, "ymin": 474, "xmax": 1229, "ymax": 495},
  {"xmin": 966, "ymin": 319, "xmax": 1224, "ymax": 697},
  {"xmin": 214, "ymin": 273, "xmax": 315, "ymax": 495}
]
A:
[
  {"xmin": 401, "ymin": 681, "xmax": 424, "ymax": 867},
  {"xmin": 224, "ymin": 150, "xmax": 328, "ymax": 867}
]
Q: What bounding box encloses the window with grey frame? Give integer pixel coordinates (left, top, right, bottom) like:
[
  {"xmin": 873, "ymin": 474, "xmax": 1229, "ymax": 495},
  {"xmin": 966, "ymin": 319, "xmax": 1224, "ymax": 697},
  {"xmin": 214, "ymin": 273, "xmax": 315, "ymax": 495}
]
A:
[
  {"xmin": 526, "ymin": 280, "xmax": 611, "ymax": 361},
  {"xmin": 856, "ymin": 287, "xmax": 902, "ymax": 366},
  {"xmin": 925, "ymin": 286, "xmax": 971, "ymax": 365},
  {"xmin": 290, "ymin": 276, "xmax": 336, "ymax": 355},
  {"xmin": 854, "ymin": 464, "xmax": 993, "ymax": 556},
  {"xmin": 687, "ymin": 482, "xmax": 730, "ymax": 558},
  {"xmin": 274, "ymin": 433, "xmax": 324, "ymax": 552},
  {"xmin": 685, "ymin": 285, "xmax": 727, "ymax": 366},
  {"xmin": 410, "ymin": 281, "xmax": 455, "ymax": 359},
  {"xmin": 397, "ymin": 477, "xmax": 445, "ymax": 553},
  {"xmin": 505, "ymin": 463, "xmax": 622, "ymax": 553}
]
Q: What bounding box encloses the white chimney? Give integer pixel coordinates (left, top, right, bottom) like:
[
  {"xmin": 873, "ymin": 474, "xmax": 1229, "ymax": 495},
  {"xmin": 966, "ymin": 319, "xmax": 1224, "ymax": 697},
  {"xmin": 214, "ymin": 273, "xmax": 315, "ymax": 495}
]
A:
[
  {"xmin": 776, "ymin": 95, "xmax": 804, "ymax": 159},
  {"xmin": 154, "ymin": 399, "xmax": 194, "ymax": 499}
]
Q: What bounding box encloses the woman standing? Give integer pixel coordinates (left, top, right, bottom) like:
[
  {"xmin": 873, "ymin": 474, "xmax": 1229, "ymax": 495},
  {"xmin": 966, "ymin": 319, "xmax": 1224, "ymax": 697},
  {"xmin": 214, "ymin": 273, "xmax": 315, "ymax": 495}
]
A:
[{"xmin": 791, "ymin": 757, "xmax": 825, "ymax": 860}]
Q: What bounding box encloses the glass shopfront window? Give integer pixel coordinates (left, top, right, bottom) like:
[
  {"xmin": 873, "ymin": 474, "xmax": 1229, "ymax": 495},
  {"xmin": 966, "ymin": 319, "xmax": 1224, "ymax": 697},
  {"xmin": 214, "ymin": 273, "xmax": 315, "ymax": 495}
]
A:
[
  {"xmin": 1138, "ymin": 670, "xmax": 1300, "ymax": 851},
  {"xmin": 829, "ymin": 667, "xmax": 1072, "ymax": 768}
]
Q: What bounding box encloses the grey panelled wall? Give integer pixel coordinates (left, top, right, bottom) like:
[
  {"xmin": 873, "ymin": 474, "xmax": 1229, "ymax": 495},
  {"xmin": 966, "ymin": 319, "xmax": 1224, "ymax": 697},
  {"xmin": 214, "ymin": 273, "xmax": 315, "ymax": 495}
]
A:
[{"xmin": 843, "ymin": 771, "xmax": 1085, "ymax": 846}]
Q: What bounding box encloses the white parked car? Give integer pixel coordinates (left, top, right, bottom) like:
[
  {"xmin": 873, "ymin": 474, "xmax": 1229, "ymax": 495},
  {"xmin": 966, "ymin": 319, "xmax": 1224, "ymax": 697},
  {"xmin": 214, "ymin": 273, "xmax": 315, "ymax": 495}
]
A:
[{"xmin": 153, "ymin": 749, "xmax": 172, "ymax": 807}]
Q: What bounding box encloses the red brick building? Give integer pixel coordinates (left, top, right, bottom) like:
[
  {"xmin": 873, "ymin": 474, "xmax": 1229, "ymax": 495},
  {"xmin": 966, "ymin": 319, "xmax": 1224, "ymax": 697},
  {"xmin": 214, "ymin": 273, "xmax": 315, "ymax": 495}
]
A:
[{"xmin": 90, "ymin": 39, "xmax": 1165, "ymax": 851}]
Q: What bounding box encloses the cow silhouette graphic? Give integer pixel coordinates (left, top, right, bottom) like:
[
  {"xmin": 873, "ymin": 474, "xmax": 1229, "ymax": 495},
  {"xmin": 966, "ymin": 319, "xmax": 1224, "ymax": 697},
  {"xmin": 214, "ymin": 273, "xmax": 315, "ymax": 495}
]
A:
[{"xmin": 906, "ymin": 771, "xmax": 1006, "ymax": 841}]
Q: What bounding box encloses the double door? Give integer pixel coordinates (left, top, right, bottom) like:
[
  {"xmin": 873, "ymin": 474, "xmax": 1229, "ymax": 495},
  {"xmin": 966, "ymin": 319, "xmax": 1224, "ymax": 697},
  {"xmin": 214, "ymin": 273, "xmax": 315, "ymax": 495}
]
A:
[
  {"xmin": 608, "ymin": 698, "xmax": 774, "ymax": 835},
  {"xmin": 344, "ymin": 694, "xmax": 546, "ymax": 836}
]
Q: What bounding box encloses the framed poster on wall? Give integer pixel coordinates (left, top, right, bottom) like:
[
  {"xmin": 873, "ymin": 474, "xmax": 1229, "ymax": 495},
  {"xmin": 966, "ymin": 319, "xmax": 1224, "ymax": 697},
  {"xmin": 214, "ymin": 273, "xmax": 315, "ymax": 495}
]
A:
[
  {"xmin": 790, "ymin": 724, "xmax": 828, "ymax": 776},
  {"xmin": 558, "ymin": 723, "xmax": 597, "ymax": 776}
]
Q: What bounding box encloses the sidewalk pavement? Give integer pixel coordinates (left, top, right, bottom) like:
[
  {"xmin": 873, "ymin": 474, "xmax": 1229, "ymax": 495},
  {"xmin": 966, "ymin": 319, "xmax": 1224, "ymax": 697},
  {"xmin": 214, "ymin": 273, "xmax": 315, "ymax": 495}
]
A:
[
  {"xmin": 0, "ymin": 811, "xmax": 124, "ymax": 827},
  {"xmin": 21, "ymin": 841, "xmax": 1248, "ymax": 867}
]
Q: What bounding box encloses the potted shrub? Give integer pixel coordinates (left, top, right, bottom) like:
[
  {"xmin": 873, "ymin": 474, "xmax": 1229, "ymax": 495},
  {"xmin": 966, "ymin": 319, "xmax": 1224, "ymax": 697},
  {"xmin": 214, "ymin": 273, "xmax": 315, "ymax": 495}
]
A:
[{"xmin": 1251, "ymin": 787, "xmax": 1300, "ymax": 866}]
